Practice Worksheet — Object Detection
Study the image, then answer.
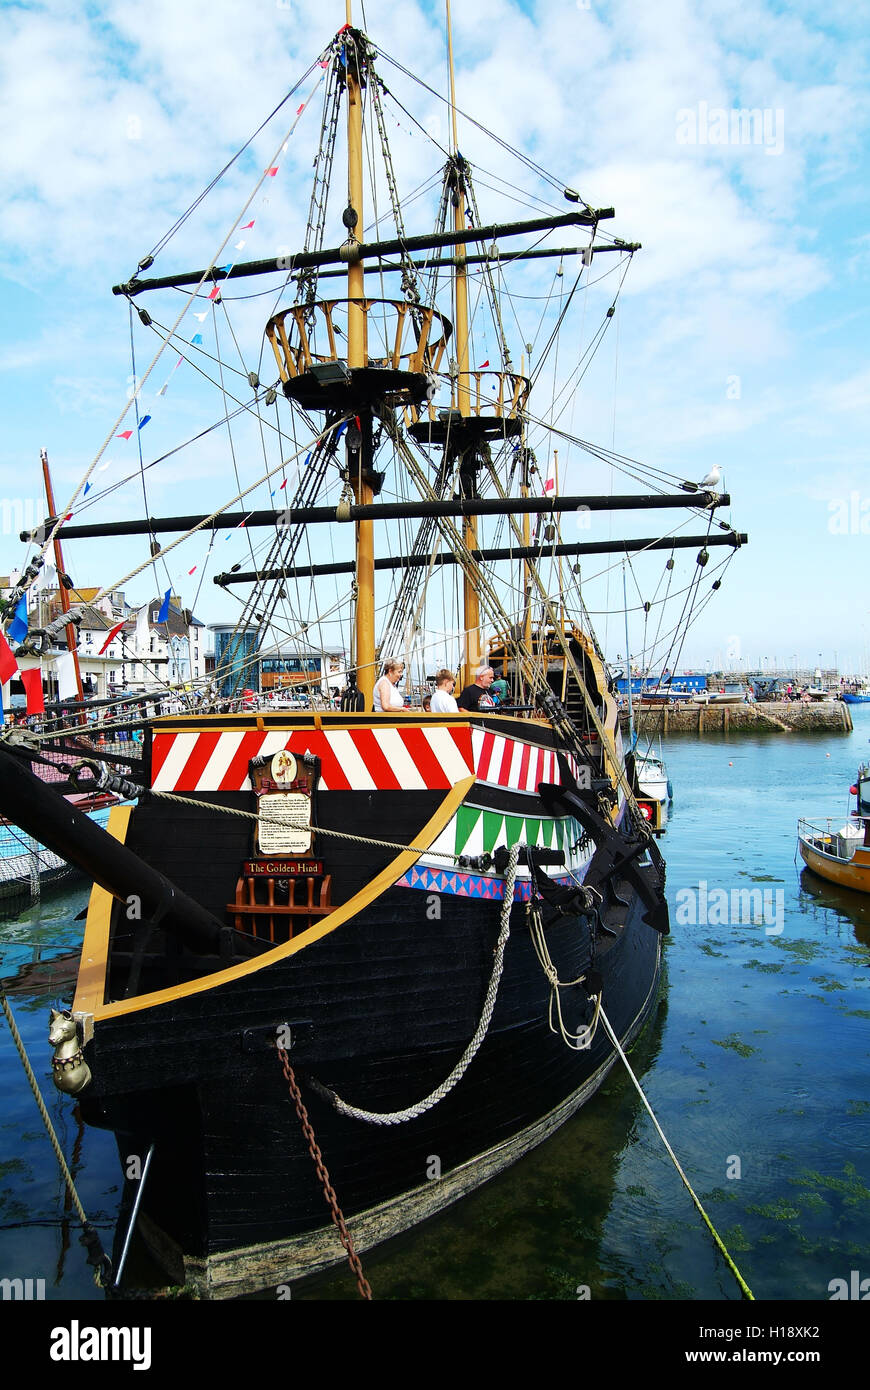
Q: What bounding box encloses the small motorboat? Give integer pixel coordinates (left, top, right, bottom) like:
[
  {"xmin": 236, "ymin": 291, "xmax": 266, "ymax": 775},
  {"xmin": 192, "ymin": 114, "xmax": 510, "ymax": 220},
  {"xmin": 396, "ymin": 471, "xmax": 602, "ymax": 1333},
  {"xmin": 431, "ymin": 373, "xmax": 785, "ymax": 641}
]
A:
[
  {"xmin": 709, "ymin": 682, "xmax": 747, "ymax": 705},
  {"xmin": 632, "ymin": 748, "xmax": 672, "ymax": 835},
  {"xmin": 797, "ymin": 816, "xmax": 870, "ymax": 893}
]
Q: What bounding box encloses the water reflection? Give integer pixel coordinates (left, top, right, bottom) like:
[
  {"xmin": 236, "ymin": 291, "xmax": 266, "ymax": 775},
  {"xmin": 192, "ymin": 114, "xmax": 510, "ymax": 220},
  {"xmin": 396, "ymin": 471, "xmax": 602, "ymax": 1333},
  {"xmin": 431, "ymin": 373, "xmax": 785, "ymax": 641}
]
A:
[{"xmin": 797, "ymin": 867, "xmax": 870, "ymax": 948}]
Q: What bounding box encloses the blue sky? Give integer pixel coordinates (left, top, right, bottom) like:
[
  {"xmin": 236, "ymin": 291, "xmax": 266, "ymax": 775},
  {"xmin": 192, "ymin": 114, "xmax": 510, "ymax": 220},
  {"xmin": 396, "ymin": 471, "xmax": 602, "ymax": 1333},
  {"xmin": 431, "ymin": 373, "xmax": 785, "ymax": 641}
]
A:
[{"xmin": 1, "ymin": 0, "xmax": 868, "ymax": 675}]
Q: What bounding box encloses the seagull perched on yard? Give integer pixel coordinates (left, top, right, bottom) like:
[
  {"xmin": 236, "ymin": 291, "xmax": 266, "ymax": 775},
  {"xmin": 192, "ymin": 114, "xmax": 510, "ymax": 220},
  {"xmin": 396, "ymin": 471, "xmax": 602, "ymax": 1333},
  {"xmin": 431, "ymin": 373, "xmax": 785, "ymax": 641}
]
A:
[{"xmin": 698, "ymin": 464, "xmax": 722, "ymax": 489}]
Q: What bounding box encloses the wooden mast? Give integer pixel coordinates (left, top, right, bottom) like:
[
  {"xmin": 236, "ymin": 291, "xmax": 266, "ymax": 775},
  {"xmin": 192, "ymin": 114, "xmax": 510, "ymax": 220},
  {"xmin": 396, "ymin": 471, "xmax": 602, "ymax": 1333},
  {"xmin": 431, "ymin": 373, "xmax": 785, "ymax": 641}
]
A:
[
  {"xmin": 447, "ymin": 0, "xmax": 480, "ymax": 689},
  {"xmin": 345, "ymin": 2, "xmax": 375, "ymax": 708},
  {"xmin": 40, "ymin": 448, "xmax": 85, "ymax": 709}
]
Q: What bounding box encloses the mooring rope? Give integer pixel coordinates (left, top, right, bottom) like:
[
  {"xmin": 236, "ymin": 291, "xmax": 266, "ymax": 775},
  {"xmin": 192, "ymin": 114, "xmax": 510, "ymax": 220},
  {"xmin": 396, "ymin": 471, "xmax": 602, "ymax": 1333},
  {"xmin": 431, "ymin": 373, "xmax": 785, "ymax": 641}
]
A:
[
  {"xmin": 0, "ymin": 987, "xmax": 111, "ymax": 1286},
  {"xmin": 526, "ymin": 897, "xmax": 601, "ymax": 1051},
  {"xmin": 596, "ymin": 1000, "xmax": 755, "ymax": 1301},
  {"xmin": 149, "ymin": 786, "xmax": 467, "ymax": 863},
  {"xmin": 308, "ymin": 843, "xmax": 521, "ymax": 1125}
]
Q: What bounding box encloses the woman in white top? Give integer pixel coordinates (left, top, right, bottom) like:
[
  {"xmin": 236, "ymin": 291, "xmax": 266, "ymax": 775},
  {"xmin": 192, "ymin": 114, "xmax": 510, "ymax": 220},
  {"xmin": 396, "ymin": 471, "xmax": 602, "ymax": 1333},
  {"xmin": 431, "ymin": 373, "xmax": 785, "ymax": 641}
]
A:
[
  {"xmin": 429, "ymin": 668, "xmax": 458, "ymax": 713},
  {"xmin": 373, "ymin": 660, "xmax": 405, "ymax": 711}
]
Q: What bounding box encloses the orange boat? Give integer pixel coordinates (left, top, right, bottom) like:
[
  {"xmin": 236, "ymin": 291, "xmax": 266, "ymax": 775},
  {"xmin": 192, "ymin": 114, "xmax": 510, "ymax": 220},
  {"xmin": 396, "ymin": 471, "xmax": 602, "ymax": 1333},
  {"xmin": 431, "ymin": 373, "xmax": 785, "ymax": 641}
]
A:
[{"xmin": 797, "ymin": 814, "xmax": 870, "ymax": 893}]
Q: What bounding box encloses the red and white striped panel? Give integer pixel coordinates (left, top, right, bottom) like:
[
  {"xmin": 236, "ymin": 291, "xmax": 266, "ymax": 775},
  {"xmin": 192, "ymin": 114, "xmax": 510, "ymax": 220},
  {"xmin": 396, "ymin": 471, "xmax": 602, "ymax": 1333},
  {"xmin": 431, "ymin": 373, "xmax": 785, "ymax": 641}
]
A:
[
  {"xmin": 471, "ymin": 728, "xmax": 578, "ymax": 794},
  {"xmin": 150, "ymin": 725, "xmax": 475, "ymax": 793}
]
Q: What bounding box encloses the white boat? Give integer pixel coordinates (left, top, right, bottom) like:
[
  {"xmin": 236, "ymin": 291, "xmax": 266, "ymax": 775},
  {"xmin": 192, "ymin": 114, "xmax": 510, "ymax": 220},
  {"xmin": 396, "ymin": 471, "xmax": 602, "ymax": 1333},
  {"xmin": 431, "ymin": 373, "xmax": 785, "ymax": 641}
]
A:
[
  {"xmin": 633, "ymin": 749, "xmax": 671, "ymax": 834},
  {"xmin": 709, "ymin": 682, "xmax": 746, "ymax": 705},
  {"xmin": 636, "ymin": 752, "xmax": 669, "ymax": 802}
]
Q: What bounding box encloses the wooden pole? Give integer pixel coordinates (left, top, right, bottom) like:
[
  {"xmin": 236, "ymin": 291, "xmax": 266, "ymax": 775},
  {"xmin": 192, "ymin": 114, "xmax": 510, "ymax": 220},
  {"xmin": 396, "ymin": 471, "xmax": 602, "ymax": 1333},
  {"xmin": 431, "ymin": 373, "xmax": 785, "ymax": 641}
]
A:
[
  {"xmin": 40, "ymin": 449, "xmax": 85, "ymax": 713},
  {"xmin": 447, "ymin": 0, "xmax": 480, "ymax": 688},
  {"xmin": 344, "ymin": 18, "xmax": 375, "ymax": 708}
]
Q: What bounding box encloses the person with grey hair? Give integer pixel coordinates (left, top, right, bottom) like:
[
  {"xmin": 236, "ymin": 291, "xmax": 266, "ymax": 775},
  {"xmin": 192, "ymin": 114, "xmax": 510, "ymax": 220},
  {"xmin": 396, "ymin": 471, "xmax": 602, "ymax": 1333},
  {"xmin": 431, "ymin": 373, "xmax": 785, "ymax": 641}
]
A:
[
  {"xmin": 456, "ymin": 665, "xmax": 495, "ymax": 712},
  {"xmin": 373, "ymin": 659, "xmax": 405, "ymax": 711}
]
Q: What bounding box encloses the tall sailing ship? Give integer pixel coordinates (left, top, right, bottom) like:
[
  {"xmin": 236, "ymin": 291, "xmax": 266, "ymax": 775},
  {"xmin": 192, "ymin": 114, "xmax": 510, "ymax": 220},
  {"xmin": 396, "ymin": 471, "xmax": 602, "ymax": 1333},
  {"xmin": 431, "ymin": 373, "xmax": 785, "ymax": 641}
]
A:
[{"xmin": 0, "ymin": 7, "xmax": 745, "ymax": 1296}]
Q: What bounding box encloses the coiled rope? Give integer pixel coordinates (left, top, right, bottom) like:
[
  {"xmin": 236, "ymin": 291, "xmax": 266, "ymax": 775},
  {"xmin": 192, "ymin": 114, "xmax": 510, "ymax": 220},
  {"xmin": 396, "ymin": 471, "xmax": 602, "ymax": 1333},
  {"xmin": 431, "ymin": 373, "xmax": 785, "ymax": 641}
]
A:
[
  {"xmin": 526, "ymin": 896, "xmax": 602, "ymax": 1051},
  {"xmin": 308, "ymin": 843, "xmax": 521, "ymax": 1125}
]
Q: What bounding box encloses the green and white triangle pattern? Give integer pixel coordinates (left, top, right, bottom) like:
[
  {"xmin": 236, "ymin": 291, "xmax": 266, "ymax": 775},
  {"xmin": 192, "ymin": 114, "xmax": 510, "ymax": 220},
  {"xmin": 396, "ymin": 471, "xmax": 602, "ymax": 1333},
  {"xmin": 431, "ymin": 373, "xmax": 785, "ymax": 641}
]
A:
[{"xmin": 453, "ymin": 806, "xmax": 572, "ymax": 857}]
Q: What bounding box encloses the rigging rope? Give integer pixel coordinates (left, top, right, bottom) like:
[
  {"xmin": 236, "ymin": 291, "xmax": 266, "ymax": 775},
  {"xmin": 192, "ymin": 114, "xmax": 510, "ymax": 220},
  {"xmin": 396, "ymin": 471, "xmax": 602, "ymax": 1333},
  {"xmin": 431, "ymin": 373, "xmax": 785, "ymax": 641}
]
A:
[{"xmin": 0, "ymin": 988, "xmax": 111, "ymax": 1287}]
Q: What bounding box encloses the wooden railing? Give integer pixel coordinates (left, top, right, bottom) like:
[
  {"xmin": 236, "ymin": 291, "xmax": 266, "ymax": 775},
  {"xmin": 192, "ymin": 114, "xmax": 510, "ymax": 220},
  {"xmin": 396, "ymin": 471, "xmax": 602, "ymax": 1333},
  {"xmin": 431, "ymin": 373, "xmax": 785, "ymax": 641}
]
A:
[
  {"xmin": 266, "ymin": 298, "xmax": 451, "ymax": 383},
  {"xmin": 406, "ymin": 369, "xmax": 530, "ymax": 426}
]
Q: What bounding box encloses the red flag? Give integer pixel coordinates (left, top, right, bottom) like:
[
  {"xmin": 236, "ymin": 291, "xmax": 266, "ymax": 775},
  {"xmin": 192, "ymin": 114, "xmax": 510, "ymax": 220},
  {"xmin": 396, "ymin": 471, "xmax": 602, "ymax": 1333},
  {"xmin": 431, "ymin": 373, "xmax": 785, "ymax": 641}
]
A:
[
  {"xmin": 20, "ymin": 667, "xmax": 45, "ymax": 714},
  {"xmin": 208, "ymin": 285, "xmax": 221, "ymax": 301},
  {"xmin": 241, "ymin": 220, "xmax": 255, "ymax": 229},
  {"xmin": 98, "ymin": 618, "xmax": 126, "ymax": 655},
  {"xmin": 478, "ymin": 359, "xmax": 490, "ymax": 368},
  {"xmin": 0, "ymin": 630, "xmax": 18, "ymax": 684},
  {"xmin": 188, "ymin": 566, "xmax": 197, "ymax": 575},
  {"xmin": 267, "ymin": 167, "xmax": 279, "ymax": 177},
  {"xmin": 117, "ymin": 430, "xmax": 133, "ymax": 440}
]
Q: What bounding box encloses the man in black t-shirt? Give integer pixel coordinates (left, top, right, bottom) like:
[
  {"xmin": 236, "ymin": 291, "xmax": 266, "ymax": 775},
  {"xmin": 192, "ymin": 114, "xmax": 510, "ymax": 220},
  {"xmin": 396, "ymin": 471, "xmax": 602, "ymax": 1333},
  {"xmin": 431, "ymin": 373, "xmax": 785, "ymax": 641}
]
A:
[{"xmin": 456, "ymin": 666, "xmax": 496, "ymax": 711}]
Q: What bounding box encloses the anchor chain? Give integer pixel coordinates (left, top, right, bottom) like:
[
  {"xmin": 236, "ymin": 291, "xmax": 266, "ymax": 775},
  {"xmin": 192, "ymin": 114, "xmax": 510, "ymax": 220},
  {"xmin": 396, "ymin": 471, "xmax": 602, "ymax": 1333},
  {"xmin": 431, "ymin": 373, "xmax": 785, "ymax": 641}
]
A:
[{"xmin": 277, "ymin": 1046, "xmax": 372, "ymax": 1300}]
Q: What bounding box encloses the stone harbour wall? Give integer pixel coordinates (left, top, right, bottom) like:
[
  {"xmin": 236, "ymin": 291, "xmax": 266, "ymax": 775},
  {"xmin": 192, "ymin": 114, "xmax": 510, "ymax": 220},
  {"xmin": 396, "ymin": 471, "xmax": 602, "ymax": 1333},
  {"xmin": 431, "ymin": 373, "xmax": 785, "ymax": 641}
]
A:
[{"xmin": 622, "ymin": 700, "xmax": 853, "ymax": 735}]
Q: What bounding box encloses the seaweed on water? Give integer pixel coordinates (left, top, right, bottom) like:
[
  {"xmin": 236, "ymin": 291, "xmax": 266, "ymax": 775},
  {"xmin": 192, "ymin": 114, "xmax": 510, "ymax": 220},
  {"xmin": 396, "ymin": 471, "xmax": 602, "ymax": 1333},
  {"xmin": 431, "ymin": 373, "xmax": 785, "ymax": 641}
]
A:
[
  {"xmin": 788, "ymin": 1162, "xmax": 870, "ymax": 1207},
  {"xmin": 711, "ymin": 1034, "xmax": 758, "ymax": 1058}
]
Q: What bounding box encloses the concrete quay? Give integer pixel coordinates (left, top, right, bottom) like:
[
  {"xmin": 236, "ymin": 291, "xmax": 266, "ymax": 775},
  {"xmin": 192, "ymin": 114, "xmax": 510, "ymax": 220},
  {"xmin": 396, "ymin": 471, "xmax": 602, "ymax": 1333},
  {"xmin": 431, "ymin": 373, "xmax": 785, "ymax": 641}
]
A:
[{"xmin": 621, "ymin": 700, "xmax": 853, "ymax": 735}]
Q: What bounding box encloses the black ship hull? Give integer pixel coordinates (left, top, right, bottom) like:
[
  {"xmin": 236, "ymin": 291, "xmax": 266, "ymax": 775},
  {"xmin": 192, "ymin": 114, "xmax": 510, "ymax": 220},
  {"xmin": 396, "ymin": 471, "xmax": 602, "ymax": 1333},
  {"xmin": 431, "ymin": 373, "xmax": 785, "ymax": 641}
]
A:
[
  {"xmin": 2, "ymin": 709, "xmax": 667, "ymax": 1297},
  {"xmin": 91, "ymin": 879, "xmax": 660, "ymax": 1296}
]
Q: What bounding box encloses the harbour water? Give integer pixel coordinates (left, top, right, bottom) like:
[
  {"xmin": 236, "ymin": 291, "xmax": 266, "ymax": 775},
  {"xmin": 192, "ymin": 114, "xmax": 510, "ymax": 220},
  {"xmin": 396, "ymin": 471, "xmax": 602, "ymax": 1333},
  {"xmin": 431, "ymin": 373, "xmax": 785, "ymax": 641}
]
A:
[{"xmin": 1, "ymin": 708, "xmax": 868, "ymax": 1301}]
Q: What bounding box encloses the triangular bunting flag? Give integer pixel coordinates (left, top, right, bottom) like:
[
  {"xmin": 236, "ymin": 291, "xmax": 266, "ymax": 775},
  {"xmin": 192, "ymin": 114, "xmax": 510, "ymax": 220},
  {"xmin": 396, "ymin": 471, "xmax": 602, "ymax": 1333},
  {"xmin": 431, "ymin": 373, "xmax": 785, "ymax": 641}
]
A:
[
  {"xmin": 20, "ymin": 667, "xmax": 45, "ymax": 715},
  {"xmin": 117, "ymin": 430, "xmax": 133, "ymax": 440},
  {"xmin": 8, "ymin": 595, "xmax": 28, "ymax": 644},
  {"xmin": 0, "ymin": 629, "xmax": 19, "ymax": 684},
  {"xmin": 135, "ymin": 604, "xmax": 150, "ymax": 648},
  {"xmin": 157, "ymin": 589, "xmax": 171, "ymax": 623},
  {"xmin": 98, "ymin": 618, "xmax": 126, "ymax": 655},
  {"xmin": 55, "ymin": 650, "xmax": 78, "ymax": 700}
]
